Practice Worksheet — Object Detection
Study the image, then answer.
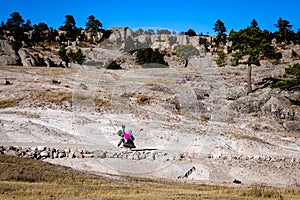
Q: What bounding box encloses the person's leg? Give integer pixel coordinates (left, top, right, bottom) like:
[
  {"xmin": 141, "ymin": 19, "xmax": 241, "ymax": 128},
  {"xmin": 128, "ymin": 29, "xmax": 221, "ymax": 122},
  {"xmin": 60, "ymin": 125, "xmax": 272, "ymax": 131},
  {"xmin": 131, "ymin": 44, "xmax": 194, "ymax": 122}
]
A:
[{"xmin": 117, "ymin": 139, "xmax": 123, "ymax": 147}]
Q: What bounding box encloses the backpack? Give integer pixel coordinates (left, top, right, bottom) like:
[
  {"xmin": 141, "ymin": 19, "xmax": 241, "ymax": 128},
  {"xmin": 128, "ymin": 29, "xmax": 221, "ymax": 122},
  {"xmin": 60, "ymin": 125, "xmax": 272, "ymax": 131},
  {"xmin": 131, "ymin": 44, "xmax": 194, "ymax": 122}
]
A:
[{"xmin": 117, "ymin": 130, "xmax": 122, "ymax": 136}]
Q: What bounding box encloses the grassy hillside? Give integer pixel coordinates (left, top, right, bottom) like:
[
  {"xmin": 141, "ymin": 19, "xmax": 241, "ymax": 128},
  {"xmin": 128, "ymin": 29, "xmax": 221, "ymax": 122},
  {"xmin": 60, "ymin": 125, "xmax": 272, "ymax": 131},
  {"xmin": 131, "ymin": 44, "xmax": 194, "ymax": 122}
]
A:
[{"xmin": 0, "ymin": 154, "xmax": 299, "ymax": 200}]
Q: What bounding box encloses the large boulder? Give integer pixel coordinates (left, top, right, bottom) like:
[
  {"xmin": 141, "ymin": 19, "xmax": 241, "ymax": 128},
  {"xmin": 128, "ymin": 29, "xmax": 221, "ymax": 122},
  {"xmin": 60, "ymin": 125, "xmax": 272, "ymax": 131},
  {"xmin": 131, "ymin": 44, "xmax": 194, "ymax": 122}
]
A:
[
  {"xmin": 262, "ymin": 96, "xmax": 295, "ymax": 120},
  {"xmin": 231, "ymin": 88, "xmax": 272, "ymax": 114},
  {"xmin": 18, "ymin": 49, "xmax": 36, "ymax": 67},
  {"xmin": 0, "ymin": 40, "xmax": 20, "ymax": 65}
]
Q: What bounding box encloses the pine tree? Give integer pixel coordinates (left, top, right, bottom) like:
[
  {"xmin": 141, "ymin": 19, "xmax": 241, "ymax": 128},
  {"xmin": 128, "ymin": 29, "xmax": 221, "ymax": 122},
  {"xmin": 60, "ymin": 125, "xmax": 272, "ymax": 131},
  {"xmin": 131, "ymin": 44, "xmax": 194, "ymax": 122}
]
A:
[
  {"xmin": 213, "ymin": 19, "xmax": 227, "ymax": 45},
  {"xmin": 229, "ymin": 21, "xmax": 278, "ymax": 93}
]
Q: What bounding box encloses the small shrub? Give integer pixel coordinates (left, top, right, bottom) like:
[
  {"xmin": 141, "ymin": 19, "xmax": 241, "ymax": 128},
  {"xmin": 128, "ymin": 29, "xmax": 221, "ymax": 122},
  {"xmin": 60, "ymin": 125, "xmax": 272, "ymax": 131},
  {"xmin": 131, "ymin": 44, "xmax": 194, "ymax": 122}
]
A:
[
  {"xmin": 107, "ymin": 60, "xmax": 122, "ymax": 70},
  {"xmin": 215, "ymin": 51, "xmax": 226, "ymax": 67},
  {"xmin": 292, "ymin": 49, "xmax": 298, "ymax": 58},
  {"xmin": 136, "ymin": 94, "xmax": 151, "ymax": 105},
  {"xmin": 136, "ymin": 48, "xmax": 168, "ymax": 66},
  {"xmin": 271, "ymin": 79, "xmax": 299, "ymax": 90},
  {"xmin": 285, "ymin": 63, "xmax": 300, "ymax": 78},
  {"xmin": 271, "ymin": 63, "xmax": 300, "ymax": 91},
  {"xmin": 67, "ymin": 49, "xmax": 85, "ymax": 64}
]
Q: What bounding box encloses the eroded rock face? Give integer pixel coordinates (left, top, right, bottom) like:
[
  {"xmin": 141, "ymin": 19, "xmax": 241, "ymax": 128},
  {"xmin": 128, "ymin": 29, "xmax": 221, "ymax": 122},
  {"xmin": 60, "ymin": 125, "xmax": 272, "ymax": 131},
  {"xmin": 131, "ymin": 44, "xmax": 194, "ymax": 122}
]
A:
[
  {"xmin": 107, "ymin": 27, "xmax": 203, "ymax": 52},
  {"xmin": 108, "ymin": 27, "xmax": 134, "ymax": 44},
  {"xmin": 18, "ymin": 49, "xmax": 36, "ymax": 67},
  {"xmin": 230, "ymin": 86, "xmax": 300, "ymax": 125},
  {"xmin": 0, "ymin": 40, "xmax": 20, "ymax": 65}
]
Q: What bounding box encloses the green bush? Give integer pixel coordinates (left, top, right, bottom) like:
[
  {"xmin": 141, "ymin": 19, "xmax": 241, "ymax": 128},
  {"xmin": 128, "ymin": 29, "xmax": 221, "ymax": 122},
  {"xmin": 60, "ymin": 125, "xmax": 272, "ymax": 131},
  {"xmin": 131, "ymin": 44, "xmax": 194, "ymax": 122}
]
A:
[
  {"xmin": 215, "ymin": 51, "xmax": 226, "ymax": 67},
  {"xmin": 271, "ymin": 79, "xmax": 299, "ymax": 90},
  {"xmin": 107, "ymin": 60, "xmax": 122, "ymax": 69},
  {"xmin": 72, "ymin": 49, "xmax": 85, "ymax": 64},
  {"xmin": 285, "ymin": 63, "xmax": 300, "ymax": 77},
  {"xmin": 135, "ymin": 48, "xmax": 168, "ymax": 66},
  {"xmin": 271, "ymin": 63, "xmax": 300, "ymax": 91}
]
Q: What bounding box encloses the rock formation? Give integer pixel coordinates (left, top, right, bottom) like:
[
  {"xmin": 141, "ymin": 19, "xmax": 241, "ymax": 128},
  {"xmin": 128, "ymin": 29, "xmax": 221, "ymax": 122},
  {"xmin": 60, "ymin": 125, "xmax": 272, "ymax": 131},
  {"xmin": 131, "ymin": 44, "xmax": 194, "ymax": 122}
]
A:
[
  {"xmin": 18, "ymin": 48, "xmax": 36, "ymax": 67},
  {"xmin": 0, "ymin": 40, "xmax": 20, "ymax": 65}
]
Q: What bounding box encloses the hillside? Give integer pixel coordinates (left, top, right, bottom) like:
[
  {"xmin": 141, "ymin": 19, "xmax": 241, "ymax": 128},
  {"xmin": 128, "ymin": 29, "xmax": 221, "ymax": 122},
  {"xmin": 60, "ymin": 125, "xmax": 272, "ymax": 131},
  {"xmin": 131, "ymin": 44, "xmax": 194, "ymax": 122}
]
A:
[{"xmin": 0, "ymin": 27, "xmax": 300, "ymax": 194}]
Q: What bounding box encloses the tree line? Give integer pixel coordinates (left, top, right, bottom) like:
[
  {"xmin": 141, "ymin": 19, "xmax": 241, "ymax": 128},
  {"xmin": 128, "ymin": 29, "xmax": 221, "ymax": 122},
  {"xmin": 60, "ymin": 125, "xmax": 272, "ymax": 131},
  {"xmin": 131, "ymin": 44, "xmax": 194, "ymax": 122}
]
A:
[{"xmin": 0, "ymin": 12, "xmax": 299, "ymax": 91}]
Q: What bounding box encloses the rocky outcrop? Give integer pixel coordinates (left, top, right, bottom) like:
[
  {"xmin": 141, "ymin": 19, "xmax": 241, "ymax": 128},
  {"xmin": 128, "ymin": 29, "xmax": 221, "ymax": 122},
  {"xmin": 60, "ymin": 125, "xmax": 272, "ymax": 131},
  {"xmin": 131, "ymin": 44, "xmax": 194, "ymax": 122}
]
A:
[
  {"xmin": 231, "ymin": 88, "xmax": 272, "ymax": 114},
  {"xmin": 230, "ymin": 87, "xmax": 300, "ymax": 127},
  {"xmin": 0, "ymin": 40, "xmax": 20, "ymax": 65},
  {"xmin": 108, "ymin": 27, "xmax": 134, "ymax": 44},
  {"xmin": 18, "ymin": 48, "xmax": 36, "ymax": 67},
  {"xmin": 1, "ymin": 146, "xmax": 299, "ymax": 166},
  {"xmin": 262, "ymin": 96, "xmax": 295, "ymax": 120},
  {"xmin": 107, "ymin": 27, "xmax": 208, "ymax": 52}
]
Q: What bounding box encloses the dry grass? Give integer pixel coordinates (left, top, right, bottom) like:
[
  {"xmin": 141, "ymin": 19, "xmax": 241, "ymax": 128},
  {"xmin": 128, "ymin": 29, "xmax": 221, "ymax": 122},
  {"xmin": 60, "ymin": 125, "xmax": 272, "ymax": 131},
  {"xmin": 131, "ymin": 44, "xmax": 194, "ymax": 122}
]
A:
[
  {"xmin": 0, "ymin": 99, "xmax": 19, "ymax": 108},
  {"xmin": 279, "ymin": 132, "xmax": 300, "ymax": 138},
  {"xmin": 136, "ymin": 94, "xmax": 151, "ymax": 105},
  {"xmin": 234, "ymin": 134, "xmax": 271, "ymax": 145},
  {"xmin": 0, "ymin": 66, "xmax": 77, "ymax": 78},
  {"xmin": 94, "ymin": 95, "xmax": 112, "ymax": 109},
  {"xmin": 34, "ymin": 90, "xmax": 72, "ymax": 104},
  {"xmin": 0, "ymin": 154, "xmax": 299, "ymax": 200}
]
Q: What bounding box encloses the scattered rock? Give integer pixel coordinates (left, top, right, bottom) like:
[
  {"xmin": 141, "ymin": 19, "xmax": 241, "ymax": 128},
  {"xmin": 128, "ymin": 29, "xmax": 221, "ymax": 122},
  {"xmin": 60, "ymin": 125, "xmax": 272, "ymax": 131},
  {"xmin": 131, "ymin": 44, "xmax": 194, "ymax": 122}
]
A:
[{"xmin": 233, "ymin": 179, "xmax": 242, "ymax": 184}]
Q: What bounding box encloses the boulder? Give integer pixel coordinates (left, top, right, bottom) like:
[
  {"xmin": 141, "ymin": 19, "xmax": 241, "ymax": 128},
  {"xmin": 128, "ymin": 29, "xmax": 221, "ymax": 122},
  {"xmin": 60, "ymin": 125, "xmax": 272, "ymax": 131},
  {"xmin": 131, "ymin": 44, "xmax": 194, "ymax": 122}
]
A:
[
  {"xmin": 18, "ymin": 49, "xmax": 36, "ymax": 66},
  {"xmin": 93, "ymin": 150, "xmax": 106, "ymax": 158},
  {"xmin": 262, "ymin": 97, "xmax": 295, "ymax": 120},
  {"xmin": 0, "ymin": 40, "xmax": 20, "ymax": 65},
  {"xmin": 232, "ymin": 88, "xmax": 272, "ymax": 114}
]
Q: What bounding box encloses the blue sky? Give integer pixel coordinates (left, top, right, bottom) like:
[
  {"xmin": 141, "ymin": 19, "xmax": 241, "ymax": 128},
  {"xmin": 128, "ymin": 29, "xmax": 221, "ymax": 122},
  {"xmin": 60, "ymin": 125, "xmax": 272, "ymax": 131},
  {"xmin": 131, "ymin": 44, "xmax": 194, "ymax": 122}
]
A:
[{"xmin": 0, "ymin": 0, "xmax": 299, "ymax": 35}]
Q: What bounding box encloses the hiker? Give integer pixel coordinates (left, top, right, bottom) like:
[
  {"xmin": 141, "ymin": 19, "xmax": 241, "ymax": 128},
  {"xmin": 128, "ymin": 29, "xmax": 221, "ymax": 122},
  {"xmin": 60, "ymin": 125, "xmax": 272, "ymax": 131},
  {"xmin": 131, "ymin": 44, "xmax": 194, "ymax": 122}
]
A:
[
  {"xmin": 117, "ymin": 125, "xmax": 126, "ymax": 147},
  {"xmin": 123, "ymin": 130, "xmax": 136, "ymax": 149}
]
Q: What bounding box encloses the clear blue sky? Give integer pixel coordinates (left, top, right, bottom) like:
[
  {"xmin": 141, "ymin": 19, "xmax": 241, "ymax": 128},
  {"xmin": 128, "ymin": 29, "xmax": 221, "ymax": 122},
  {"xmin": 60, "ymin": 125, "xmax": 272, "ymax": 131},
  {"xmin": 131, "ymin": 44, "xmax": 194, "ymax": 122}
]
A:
[{"xmin": 0, "ymin": 0, "xmax": 299, "ymax": 35}]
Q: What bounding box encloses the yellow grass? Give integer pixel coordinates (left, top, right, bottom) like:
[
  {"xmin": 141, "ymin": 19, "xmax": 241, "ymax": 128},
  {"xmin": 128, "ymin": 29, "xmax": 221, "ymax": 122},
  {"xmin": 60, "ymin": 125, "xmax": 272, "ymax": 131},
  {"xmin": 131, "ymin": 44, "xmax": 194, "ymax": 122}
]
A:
[
  {"xmin": 0, "ymin": 65, "xmax": 77, "ymax": 78},
  {"xmin": 0, "ymin": 99, "xmax": 19, "ymax": 108},
  {"xmin": 34, "ymin": 90, "xmax": 73, "ymax": 104},
  {"xmin": 0, "ymin": 154, "xmax": 299, "ymax": 200},
  {"xmin": 234, "ymin": 134, "xmax": 271, "ymax": 145}
]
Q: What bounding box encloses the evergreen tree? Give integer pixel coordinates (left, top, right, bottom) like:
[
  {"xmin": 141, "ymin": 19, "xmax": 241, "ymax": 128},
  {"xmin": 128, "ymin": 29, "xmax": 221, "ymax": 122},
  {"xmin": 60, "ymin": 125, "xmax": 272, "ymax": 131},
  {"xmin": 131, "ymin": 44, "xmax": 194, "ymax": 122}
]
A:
[
  {"xmin": 134, "ymin": 28, "xmax": 144, "ymax": 37},
  {"xmin": 213, "ymin": 19, "xmax": 227, "ymax": 45},
  {"xmin": 58, "ymin": 45, "xmax": 69, "ymax": 66},
  {"xmin": 32, "ymin": 22, "xmax": 49, "ymax": 43},
  {"xmin": 185, "ymin": 29, "xmax": 197, "ymax": 36},
  {"xmin": 5, "ymin": 12, "xmax": 24, "ymax": 40},
  {"xmin": 157, "ymin": 29, "xmax": 171, "ymax": 35},
  {"xmin": 136, "ymin": 48, "xmax": 167, "ymax": 65},
  {"xmin": 229, "ymin": 21, "xmax": 278, "ymax": 93},
  {"xmin": 59, "ymin": 14, "xmax": 79, "ymax": 40},
  {"xmin": 274, "ymin": 17, "xmax": 293, "ymax": 43},
  {"xmin": 85, "ymin": 15, "xmax": 102, "ymax": 33},
  {"xmin": 250, "ymin": 19, "xmax": 258, "ymax": 28},
  {"xmin": 174, "ymin": 45, "xmax": 199, "ymax": 67},
  {"xmin": 145, "ymin": 29, "xmax": 155, "ymax": 35}
]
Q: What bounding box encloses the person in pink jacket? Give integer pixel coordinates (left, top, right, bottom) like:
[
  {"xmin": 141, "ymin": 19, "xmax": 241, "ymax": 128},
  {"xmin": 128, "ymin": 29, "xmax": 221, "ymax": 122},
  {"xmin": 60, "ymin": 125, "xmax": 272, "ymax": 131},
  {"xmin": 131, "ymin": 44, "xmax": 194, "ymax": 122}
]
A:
[{"xmin": 123, "ymin": 130, "xmax": 136, "ymax": 149}]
